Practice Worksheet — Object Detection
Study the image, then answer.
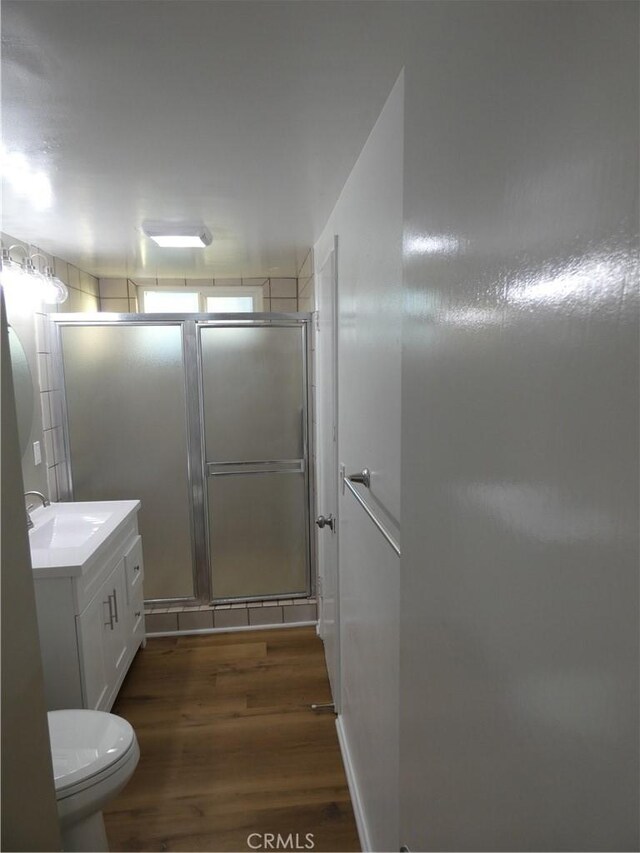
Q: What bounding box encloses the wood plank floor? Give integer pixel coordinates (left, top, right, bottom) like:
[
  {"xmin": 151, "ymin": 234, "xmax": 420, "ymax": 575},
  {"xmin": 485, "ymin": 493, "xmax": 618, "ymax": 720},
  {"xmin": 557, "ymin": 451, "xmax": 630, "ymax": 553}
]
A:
[{"xmin": 103, "ymin": 627, "xmax": 360, "ymax": 853}]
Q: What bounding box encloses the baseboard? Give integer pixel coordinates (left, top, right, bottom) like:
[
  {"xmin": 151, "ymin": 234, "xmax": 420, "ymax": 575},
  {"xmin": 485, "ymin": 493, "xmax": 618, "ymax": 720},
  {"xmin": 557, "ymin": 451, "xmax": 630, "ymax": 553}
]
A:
[
  {"xmin": 146, "ymin": 621, "xmax": 317, "ymax": 638},
  {"xmin": 336, "ymin": 715, "xmax": 372, "ymax": 853}
]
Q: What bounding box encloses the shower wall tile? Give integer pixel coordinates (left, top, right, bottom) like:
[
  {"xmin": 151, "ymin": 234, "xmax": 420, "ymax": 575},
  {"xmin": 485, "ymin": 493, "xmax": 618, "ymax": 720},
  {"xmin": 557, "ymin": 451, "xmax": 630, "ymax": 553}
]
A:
[
  {"xmin": 41, "ymin": 392, "xmax": 52, "ymax": 431},
  {"xmin": 213, "ymin": 278, "xmax": 241, "ymax": 287},
  {"xmin": 100, "ymin": 297, "xmax": 130, "ymax": 313},
  {"xmin": 43, "ymin": 429, "xmax": 55, "ymax": 468},
  {"xmin": 178, "ymin": 610, "xmax": 214, "ymax": 631},
  {"xmin": 56, "ymin": 463, "xmax": 70, "ymax": 498},
  {"xmin": 283, "ymin": 603, "xmax": 317, "ymax": 623},
  {"xmin": 54, "ymin": 257, "xmax": 69, "ymax": 284},
  {"xmin": 35, "ymin": 314, "xmax": 51, "ymax": 353},
  {"xmin": 49, "ymin": 390, "xmax": 64, "ymax": 429},
  {"xmin": 248, "ymin": 606, "xmax": 283, "ymax": 626},
  {"xmin": 116, "ymin": 276, "xmax": 306, "ymax": 316},
  {"xmin": 186, "ymin": 278, "xmax": 213, "ymax": 288},
  {"xmin": 270, "ymin": 278, "xmax": 297, "ymax": 298},
  {"xmin": 146, "ymin": 612, "xmax": 179, "ymax": 633},
  {"xmin": 37, "ymin": 353, "xmax": 52, "ymax": 391},
  {"xmin": 144, "ymin": 597, "xmax": 317, "ymax": 635},
  {"xmin": 80, "ymin": 271, "xmax": 99, "ymax": 297},
  {"xmin": 297, "ymin": 248, "xmax": 315, "ymax": 311},
  {"xmin": 46, "ymin": 466, "xmax": 59, "ymax": 503},
  {"xmin": 99, "ymin": 278, "xmax": 128, "ymax": 297},
  {"xmin": 270, "ymin": 298, "xmax": 298, "ymax": 313},
  {"xmin": 66, "ymin": 265, "xmax": 80, "ymax": 290},
  {"xmin": 214, "ymin": 608, "xmax": 249, "ymax": 629},
  {"xmin": 68, "ymin": 288, "xmax": 99, "ymax": 313},
  {"xmin": 157, "ymin": 278, "xmax": 186, "ymax": 287},
  {"xmin": 53, "ymin": 427, "xmax": 65, "ymax": 464},
  {"xmin": 2, "ymin": 230, "xmax": 102, "ymax": 490},
  {"xmin": 298, "ymin": 248, "xmax": 313, "ymax": 281}
]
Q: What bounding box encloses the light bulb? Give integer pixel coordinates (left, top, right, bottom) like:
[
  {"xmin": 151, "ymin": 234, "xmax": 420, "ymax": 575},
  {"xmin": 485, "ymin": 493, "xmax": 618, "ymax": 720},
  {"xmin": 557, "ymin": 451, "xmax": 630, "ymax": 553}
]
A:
[
  {"xmin": 0, "ymin": 258, "xmax": 25, "ymax": 288},
  {"xmin": 42, "ymin": 266, "xmax": 69, "ymax": 305}
]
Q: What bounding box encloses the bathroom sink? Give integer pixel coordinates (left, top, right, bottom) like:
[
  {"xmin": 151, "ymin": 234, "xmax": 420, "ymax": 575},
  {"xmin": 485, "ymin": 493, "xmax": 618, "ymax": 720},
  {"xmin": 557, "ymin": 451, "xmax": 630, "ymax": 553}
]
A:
[
  {"xmin": 29, "ymin": 500, "xmax": 141, "ymax": 577},
  {"xmin": 30, "ymin": 508, "xmax": 113, "ymax": 550}
]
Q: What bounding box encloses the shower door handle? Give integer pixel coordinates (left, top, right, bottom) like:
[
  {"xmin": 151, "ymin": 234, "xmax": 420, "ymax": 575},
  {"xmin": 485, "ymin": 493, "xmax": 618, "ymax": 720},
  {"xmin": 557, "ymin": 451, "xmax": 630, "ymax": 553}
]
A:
[{"xmin": 316, "ymin": 514, "xmax": 335, "ymax": 532}]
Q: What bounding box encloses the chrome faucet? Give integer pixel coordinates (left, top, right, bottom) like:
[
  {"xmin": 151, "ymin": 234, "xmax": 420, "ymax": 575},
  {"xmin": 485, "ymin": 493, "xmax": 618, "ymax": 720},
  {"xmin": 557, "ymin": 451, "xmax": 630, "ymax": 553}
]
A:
[{"xmin": 24, "ymin": 491, "xmax": 49, "ymax": 530}]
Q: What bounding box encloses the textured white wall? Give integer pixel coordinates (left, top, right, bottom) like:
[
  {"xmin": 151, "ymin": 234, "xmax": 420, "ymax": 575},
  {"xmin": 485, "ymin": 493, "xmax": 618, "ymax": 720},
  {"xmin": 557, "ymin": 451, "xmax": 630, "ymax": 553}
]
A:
[
  {"xmin": 400, "ymin": 3, "xmax": 639, "ymax": 850},
  {"xmin": 1, "ymin": 293, "xmax": 62, "ymax": 851},
  {"xmin": 315, "ymin": 73, "xmax": 404, "ymax": 851}
]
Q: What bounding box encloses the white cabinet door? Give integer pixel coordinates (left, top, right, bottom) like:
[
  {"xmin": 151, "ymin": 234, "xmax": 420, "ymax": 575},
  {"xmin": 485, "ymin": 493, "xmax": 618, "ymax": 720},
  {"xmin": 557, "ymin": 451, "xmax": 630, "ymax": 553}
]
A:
[
  {"xmin": 76, "ymin": 582, "xmax": 113, "ymax": 710},
  {"xmin": 123, "ymin": 536, "xmax": 144, "ymax": 604},
  {"xmin": 124, "ymin": 535, "xmax": 146, "ymax": 651},
  {"xmin": 104, "ymin": 559, "xmax": 129, "ymax": 684}
]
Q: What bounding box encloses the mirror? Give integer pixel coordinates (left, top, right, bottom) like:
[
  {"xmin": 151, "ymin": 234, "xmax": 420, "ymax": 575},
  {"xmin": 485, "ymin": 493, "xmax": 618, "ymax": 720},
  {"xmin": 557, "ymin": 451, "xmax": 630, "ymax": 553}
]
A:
[{"xmin": 8, "ymin": 326, "xmax": 35, "ymax": 456}]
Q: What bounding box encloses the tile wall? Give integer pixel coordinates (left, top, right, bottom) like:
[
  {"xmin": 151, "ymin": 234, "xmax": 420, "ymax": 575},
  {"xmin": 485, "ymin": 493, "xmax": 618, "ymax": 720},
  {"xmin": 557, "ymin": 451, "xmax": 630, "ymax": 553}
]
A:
[
  {"xmin": 297, "ymin": 248, "xmax": 315, "ymax": 311},
  {"xmin": 98, "ymin": 275, "xmax": 302, "ymax": 312},
  {"xmin": 2, "ymin": 232, "xmax": 100, "ymax": 499},
  {"xmin": 145, "ymin": 597, "xmax": 318, "ymax": 634}
]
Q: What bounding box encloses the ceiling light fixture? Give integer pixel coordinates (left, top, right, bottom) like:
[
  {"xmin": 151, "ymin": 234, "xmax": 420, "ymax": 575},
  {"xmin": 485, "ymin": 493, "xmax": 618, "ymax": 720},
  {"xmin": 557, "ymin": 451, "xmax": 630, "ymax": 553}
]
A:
[{"xmin": 142, "ymin": 222, "xmax": 212, "ymax": 248}]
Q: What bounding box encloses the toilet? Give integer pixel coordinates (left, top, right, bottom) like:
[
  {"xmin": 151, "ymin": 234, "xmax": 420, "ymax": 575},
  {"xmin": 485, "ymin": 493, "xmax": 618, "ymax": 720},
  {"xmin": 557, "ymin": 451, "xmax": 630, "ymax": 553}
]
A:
[{"xmin": 48, "ymin": 710, "xmax": 140, "ymax": 852}]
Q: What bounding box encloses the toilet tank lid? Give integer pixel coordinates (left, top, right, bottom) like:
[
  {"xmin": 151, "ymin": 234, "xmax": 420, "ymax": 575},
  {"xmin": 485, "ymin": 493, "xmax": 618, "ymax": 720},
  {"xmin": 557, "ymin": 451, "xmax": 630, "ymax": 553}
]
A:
[{"xmin": 48, "ymin": 709, "xmax": 135, "ymax": 792}]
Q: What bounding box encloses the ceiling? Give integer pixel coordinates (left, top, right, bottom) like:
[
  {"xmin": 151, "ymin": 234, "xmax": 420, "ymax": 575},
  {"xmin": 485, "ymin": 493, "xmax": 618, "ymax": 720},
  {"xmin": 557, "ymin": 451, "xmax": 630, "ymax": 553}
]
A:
[{"xmin": 1, "ymin": 1, "xmax": 409, "ymax": 278}]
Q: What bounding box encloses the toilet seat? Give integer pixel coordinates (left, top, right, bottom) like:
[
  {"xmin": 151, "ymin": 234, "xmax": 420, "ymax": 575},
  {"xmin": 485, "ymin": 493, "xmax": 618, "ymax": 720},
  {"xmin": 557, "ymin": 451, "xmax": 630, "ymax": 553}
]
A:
[{"xmin": 48, "ymin": 710, "xmax": 136, "ymax": 799}]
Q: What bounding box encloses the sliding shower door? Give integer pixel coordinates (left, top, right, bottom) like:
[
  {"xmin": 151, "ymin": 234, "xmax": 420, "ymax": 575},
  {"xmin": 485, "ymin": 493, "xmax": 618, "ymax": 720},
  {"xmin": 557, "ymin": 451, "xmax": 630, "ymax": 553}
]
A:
[
  {"xmin": 199, "ymin": 322, "xmax": 310, "ymax": 601},
  {"xmin": 55, "ymin": 314, "xmax": 311, "ymax": 606},
  {"xmin": 59, "ymin": 323, "xmax": 197, "ymax": 601}
]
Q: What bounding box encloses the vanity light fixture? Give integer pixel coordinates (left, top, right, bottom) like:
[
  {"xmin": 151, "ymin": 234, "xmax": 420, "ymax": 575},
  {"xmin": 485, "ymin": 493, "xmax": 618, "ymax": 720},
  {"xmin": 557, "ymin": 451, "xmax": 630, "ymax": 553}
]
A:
[
  {"xmin": 142, "ymin": 222, "xmax": 212, "ymax": 248},
  {"xmin": 41, "ymin": 264, "xmax": 70, "ymax": 305},
  {"xmin": 0, "ymin": 245, "xmax": 69, "ymax": 304}
]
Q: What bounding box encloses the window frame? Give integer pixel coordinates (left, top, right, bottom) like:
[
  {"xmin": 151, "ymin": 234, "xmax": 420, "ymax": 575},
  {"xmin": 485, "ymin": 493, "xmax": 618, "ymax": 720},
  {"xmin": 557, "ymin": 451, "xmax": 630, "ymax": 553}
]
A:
[{"xmin": 141, "ymin": 285, "xmax": 264, "ymax": 314}]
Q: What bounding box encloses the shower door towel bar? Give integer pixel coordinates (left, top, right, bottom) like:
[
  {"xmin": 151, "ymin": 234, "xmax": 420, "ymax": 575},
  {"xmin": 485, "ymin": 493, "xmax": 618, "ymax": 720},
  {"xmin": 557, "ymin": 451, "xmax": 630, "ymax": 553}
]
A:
[
  {"xmin": 343, "ymin": 475, "xmax": 401, "ymax": 557},
  {"xmin": 207, "ymin": 460, "xmax": 305, "ymax": 476}
]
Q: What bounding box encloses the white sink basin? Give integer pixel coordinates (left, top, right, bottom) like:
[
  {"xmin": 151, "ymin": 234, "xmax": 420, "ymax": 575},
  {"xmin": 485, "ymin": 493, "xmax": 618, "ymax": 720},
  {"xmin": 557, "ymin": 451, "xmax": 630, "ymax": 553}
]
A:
[{"xmin": 29, "ymin": 500, "xmax": 141, "ymax": 577}]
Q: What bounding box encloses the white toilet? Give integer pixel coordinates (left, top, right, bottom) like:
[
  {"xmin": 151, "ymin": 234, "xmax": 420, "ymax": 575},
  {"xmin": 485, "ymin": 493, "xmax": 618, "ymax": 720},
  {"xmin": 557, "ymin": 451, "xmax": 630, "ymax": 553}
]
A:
[{"xmin": 48, "ymin": 709, "xmax": 140, "ymax": 852}]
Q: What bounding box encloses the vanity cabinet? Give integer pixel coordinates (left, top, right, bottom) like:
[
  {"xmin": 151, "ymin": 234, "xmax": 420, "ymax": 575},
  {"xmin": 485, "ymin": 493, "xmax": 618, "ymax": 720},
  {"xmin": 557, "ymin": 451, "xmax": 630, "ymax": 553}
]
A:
[{"xmin": 32, "ymin": 502, "xmax": 145, "ymax": 712}]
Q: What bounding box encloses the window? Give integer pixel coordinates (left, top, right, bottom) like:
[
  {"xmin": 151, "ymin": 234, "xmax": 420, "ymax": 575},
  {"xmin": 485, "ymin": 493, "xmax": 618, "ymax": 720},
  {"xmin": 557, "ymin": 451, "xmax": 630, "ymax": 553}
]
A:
[
  {"xmin": 143, "ymin": 290, "xmax": 200, "ymax": 313},
  {"xmin": 141, "ymin": 286, "xmax": 263, "ymax": 313},
  {"xmin": 206, "ymin": 295, "xmax": 254, "ymax": 313}
]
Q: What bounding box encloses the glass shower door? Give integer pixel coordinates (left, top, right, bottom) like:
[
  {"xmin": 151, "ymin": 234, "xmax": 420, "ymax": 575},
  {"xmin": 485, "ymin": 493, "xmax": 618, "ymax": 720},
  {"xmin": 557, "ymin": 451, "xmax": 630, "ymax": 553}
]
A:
[
  {"xmin": 59, "ymin": 323, "xmax": 196, "ymax": 601},
  {"xmin": 199, "ymin": 322, "xmax": 310, "ymax": 601}
]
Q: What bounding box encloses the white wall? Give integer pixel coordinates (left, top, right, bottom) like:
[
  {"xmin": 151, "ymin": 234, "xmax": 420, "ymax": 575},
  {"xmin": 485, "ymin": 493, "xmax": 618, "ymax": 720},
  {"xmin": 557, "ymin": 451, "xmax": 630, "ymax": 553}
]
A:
[
  {"xmin": 400, "ymin": 3, "xmax": 639, "ymax": 850},
  {"xmin": 315, "ymin": 73, "xmax": 403, "ymax": 852},
  {"xmin": 1, "ymin": 293, "xmax": 62, "ymax": 851}
]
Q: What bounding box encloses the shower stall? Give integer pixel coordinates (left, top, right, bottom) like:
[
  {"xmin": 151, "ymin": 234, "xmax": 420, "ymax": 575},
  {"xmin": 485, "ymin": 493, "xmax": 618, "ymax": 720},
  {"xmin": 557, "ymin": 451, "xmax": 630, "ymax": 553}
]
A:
[{"xmin": 51, "ymin": 313, "xmax": 313, "ymax": 607}]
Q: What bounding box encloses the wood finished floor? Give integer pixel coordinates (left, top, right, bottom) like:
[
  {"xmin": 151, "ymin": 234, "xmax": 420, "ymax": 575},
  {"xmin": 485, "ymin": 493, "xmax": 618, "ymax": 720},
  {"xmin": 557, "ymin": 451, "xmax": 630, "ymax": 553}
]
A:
[{"xmin": 103, "ymin": 627, "xmax": 360, "ymax": 852}]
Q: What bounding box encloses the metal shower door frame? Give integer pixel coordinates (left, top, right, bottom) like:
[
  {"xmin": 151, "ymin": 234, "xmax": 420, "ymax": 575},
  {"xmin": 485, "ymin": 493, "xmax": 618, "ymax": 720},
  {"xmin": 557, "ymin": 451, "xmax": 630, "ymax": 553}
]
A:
[
  {"xmin": 195, "ymin": 315, "xmax": 314, "ymax": 605},
  {"xmin": 50, "ymin": 312, "xmax": 314, "ymax": 608}
]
